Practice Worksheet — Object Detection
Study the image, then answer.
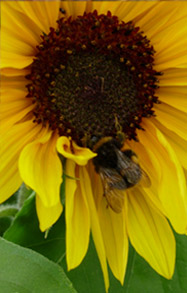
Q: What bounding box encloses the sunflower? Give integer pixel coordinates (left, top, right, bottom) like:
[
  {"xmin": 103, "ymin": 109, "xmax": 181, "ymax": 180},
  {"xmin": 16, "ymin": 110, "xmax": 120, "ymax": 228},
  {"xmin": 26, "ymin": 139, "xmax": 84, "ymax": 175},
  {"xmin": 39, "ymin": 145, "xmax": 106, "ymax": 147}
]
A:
[{"xmin": 1, "ymin": 1, "xmax": 187, "ymax": 291}]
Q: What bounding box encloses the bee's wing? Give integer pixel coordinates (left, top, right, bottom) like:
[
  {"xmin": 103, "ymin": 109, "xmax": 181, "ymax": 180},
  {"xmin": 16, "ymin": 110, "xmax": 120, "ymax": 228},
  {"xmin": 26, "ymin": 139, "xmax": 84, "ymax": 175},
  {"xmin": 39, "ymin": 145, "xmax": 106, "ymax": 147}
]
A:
[
  {"xmin": 139, "ymin": 169, "xmax": 151, "ymax": 188},
  {"xmin": 116, "ymin": 150, "xmax": 141, "ymax": 185},
  {"xmin": 117, "ymin": 150, "xmax": 151, "ymax": 187},
  {"xmin": 105, "ymin": 188, "xmax": 125, "ymax": 213},
  {"xmin": 99, "ymin": 167, "xmax": 125, "ymax": 213}
]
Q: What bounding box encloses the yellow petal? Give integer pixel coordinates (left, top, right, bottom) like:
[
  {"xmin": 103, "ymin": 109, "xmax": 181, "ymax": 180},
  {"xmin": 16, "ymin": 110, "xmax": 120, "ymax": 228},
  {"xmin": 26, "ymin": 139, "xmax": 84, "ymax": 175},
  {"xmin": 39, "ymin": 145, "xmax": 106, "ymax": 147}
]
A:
[
  {"xmin": 1, "ymin": 3, "xmax": 41, "ymax": 49},
  {"xmin": 153, "ymin": 118, "xmax": 187, "ymax": 170},
  {"xmin": 57, "ymin": 136, "xmax": 97, "ymax": 166},
  {"xmin": 1, "ymin": 51, "xmax": 33, "ymax": 69},
  {"xmin": 126, "ymin": 188, "xmax": 176, "ymax": 278},
  {"xmin": 41, "ymin": 1, "xmax": 61, "ymax": 29},
  {"xmin": 19, "ymin": 132, "xmax": 63, "ymax": 207},
  {"xmin": 153, "ymin": 16, "xmax": 187, "ymax": 70},
  {"xmin": 136, "ymin": 2, "xmax": 185, "ymax": 40},
  {"xmin": 87, "ymin": 161, "xmax": 103, "ymax": 209},
  {"xmin": 93, "ymin": 1, "xmax": 155, "ymax": 23},
  {"xmin": 155, "ymin": 49, "xmax": 187, "ymax": 72},
  {"xmin": 1, "ymin": 30, "xmax": 35, "ymax": 57},
  {"xmin": 18, "ymin": 1, "xmax": 60, "ymax": 33},
  {"xmin": 159, "ymin": 68, "xmax": 187, "ymax": 86},
  {"xmin": 1, "ymin": 89, "xmax": 27, "ymax": 103},
  {"xmin": 1, "ymin": 75, "xmax": 27, "ymax": 91},
  {"xmin": 126, "ymin": 139, "xmax": 166, "ymax": 216},
  {"xmin": 1, "ymin": 68, "xmax": 30, "ymax": 77},
  {"xmin": 92, "ymin": 1, "xmax": 123, "ymax": 15},
  {"xmin": 88, "ymin": 155, "xmax": 129, "ymax": 284},
  {"xmin": 65, "ymin": 160, "xmax": 90, "ymax": 270},
  {"xmin": 3, "ymin": 1, "xmax": 60, "ymax": 36},
  {"xmin": 1, "ymin": 1, "xmax": 61, "ymax": 69},
  {"xmin": 154, "ymin": 102, "xmax": 187, "ymax": 141},
  {"xmin": 120, "ymin": 2, "xmax": 156, "ymax": 23},
  {"xmin": 36, "ymin": 195, "xmax": 63, "ymax": 232},
  {"xmin": 61, "ymin": 1, "xmax": 89, "ymax": 18},
  {"xmin": 1, "ymin": 93, "xmax": 34, "ymax": 134},
  {"xmin": 80, "ymin": 166, "xmax": 109, "ymax": 292},
  {"xmin": 139, "ymin": 120, "xmax": 187, "ymax": 234},
  {"xmin": 98, "ymin": 195, "xmax": 128, "ymax": 285},
  {"xmin": 1, "ymin": 3, "xmax": 36, "ymax": 58},
  {"xmin": 157, "ymin": 86, "xmax": 187, "ymax": 113},
  {"xmin": 0, "ymin": 120, "xmax": 44, "ymax": 203}
]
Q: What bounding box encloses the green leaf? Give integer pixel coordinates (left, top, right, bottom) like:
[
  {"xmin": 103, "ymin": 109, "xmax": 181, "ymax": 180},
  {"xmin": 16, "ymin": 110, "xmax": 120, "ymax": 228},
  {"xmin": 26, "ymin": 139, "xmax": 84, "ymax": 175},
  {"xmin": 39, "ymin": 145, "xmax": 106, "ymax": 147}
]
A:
[
  {"xmin": 0, "ymin": 217, "xmax": 13, "ymax": 236},
  {"xmin": 17, "ymin": 183, "xmax": 35, "ymax": 207},
  {"xmin": 4, "ymin": 193, "xmax": 66, "ymax": 263},
  {"xmin": 60, "ymin": 236, "xmax": 106, "ymax": 293},
  {"xmin": 122, "ymin": 231, "xmax": 187, "ymax": 293},
  {"xmin": 59, "ymin": 232, "xmax": 187, "ymax": 293},
  {"xmin": 4, "ymin": 191, "xmax": 187, "ymax": 292},
  {"xmin": 0, "ymin": 204, "xmax": 19, "ymax": 236},
  {"xmin": 0, "ymin": 204, "xmax": 19, "ymax": 217},
  {"xmin": 0, "ymin": 237, "xmax": 76, "ymax": 293}
]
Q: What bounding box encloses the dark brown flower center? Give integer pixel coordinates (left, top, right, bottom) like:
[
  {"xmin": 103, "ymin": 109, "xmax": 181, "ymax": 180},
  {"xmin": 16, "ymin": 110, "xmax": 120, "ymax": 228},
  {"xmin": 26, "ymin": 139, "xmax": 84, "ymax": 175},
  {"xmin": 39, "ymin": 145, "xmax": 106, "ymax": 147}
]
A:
[{"xmin": 26, "ymin": 10, "xmax": 161, "ymax": 148}]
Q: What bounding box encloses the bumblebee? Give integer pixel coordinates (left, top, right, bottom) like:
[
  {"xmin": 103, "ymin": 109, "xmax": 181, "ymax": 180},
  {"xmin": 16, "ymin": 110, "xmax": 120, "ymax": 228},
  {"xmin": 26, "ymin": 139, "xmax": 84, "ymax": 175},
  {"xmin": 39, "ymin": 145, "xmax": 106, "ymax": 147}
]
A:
[{"xmin": 92, "ymin": 137, "xmax": 150, "ymax": 213}]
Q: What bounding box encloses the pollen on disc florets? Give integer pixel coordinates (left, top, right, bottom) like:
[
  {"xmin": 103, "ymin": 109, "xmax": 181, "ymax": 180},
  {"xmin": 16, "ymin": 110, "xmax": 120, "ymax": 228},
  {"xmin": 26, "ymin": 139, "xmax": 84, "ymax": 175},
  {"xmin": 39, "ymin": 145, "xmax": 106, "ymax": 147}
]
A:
[{"xmin": 26, "ymin": 10, "xmax": 161, "ymax": 147}]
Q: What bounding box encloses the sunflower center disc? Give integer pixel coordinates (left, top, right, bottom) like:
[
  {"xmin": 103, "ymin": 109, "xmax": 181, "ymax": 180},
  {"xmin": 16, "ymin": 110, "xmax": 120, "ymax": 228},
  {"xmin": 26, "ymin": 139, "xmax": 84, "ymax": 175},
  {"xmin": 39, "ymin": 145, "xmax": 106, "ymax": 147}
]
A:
[{"xmin": 26, "ymin": 10, "xmax": 160, "ymax": 147}]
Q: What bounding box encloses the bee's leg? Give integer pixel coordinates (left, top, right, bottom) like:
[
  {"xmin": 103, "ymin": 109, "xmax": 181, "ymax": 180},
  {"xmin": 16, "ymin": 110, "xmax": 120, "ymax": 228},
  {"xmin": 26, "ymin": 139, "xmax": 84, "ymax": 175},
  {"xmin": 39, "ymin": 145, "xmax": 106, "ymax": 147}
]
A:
[{"xmin": 103, "ymin": 188, "xmax": 110, "ymax": 209}]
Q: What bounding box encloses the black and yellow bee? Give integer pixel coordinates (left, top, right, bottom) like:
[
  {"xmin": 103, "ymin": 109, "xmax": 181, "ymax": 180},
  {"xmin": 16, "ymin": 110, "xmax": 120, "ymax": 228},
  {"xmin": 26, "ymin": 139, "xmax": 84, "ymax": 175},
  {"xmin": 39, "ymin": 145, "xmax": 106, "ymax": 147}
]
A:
[{"xmin": 92, "ymin": 137, "xmax": 150, "ymax": 213}]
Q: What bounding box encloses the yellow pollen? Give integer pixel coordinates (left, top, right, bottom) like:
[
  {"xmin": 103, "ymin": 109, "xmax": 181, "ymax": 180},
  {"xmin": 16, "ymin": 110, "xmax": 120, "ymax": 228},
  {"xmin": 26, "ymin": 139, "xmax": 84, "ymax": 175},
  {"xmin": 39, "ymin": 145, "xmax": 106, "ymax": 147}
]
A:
[
  {"xmin": 50, "ymin": 81, "xmax": 56, "ymax": 87},
  {"xmin": 95, "ymin": 21, "xmax": 100, "ymax": 26},
  {"xmin": 91, "ymin": 40, "xmax": 97, "ymax": 45}
]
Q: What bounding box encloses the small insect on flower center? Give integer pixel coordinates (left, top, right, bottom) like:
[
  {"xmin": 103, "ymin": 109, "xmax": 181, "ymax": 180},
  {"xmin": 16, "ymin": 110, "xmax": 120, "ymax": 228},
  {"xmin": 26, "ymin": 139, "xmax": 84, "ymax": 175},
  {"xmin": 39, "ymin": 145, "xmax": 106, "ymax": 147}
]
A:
[{"xmin": 26, "ymin": 10, "xmax": 161, "ymax": 148}]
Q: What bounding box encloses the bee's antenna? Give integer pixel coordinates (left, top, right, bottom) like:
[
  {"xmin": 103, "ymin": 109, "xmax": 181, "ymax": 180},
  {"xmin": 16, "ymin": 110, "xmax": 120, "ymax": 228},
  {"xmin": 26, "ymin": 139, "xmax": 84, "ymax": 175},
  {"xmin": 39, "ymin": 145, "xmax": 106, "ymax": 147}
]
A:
[{"xmin": 114, "ymin": 114, "xmax": 126, "ymax": 146}]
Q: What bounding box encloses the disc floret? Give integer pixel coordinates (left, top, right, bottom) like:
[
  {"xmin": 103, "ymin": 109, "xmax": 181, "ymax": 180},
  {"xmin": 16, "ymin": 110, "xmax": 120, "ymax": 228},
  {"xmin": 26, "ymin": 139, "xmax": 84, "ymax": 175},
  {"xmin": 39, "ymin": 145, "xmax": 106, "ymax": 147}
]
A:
[{"xmin": 26, "ymin": 10, "xmax": 160, "ymax": 147}]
